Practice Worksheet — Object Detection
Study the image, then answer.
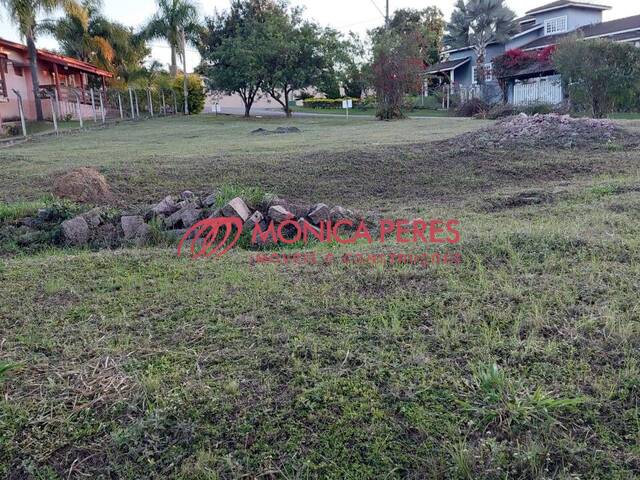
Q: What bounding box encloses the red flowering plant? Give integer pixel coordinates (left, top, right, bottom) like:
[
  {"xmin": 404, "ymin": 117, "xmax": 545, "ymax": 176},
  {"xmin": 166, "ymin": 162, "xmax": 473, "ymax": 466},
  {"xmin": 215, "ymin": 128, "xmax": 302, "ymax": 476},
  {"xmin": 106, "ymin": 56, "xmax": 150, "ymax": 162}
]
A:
[{"xmin": 492, "ymin": 46, "xmax": 556, "ymax": 101}]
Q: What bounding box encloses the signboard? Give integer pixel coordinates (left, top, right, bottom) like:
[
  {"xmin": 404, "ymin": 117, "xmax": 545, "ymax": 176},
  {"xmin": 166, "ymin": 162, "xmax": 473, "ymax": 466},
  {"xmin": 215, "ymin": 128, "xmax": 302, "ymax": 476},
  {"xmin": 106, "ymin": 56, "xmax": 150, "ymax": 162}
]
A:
[{"xmin": 342, "ymin": 99, "xmax": 353, "ymax": 109}]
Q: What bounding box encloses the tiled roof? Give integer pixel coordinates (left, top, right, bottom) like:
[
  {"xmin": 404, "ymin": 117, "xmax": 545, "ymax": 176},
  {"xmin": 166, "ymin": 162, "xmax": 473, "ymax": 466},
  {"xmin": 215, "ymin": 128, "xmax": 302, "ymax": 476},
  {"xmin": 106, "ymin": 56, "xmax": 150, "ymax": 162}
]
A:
[
  {"xmin": 526, "ymin": 1, "xmax": 611, "ymax": 15},
  {"xmin": 0, "ymin": 37, "xmax": 112, "ymax": 77}
]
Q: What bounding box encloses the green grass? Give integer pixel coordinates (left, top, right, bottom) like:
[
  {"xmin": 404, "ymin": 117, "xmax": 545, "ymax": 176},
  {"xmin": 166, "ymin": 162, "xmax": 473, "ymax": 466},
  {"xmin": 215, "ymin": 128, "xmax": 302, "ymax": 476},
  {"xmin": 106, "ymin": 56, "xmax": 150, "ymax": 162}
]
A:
[{"xmin": 1, "ymin": 114, "xmax": 639, "ymax": 478}]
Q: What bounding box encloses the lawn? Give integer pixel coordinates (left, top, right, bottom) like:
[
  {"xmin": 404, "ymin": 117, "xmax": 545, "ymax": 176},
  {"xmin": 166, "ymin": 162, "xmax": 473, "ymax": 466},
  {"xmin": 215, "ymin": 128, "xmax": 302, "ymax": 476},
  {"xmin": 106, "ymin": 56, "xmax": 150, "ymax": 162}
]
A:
[{"xmin": 1, "ymin": 114, "xmax": 639, "ymax": 478}]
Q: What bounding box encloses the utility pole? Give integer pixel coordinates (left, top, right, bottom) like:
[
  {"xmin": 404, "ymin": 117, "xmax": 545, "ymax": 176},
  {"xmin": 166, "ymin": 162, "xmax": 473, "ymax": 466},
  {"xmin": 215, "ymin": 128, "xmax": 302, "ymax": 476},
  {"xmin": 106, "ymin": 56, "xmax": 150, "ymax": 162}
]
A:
[
  {"xmin": 181, "ymin": 28, "xmax": 189, "ymax": 115},
  {"xmin": 385, "ymin": 0, "xmax": 389, "ymax": 28}
]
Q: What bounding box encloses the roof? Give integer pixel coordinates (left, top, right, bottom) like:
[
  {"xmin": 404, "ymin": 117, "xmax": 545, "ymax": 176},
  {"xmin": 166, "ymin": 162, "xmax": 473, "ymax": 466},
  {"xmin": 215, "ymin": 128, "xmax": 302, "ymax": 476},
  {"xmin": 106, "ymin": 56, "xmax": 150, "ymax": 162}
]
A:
[
  {"xmin": 520, "ymin": 13, "xmax": 640, "ymax": 49},
  {"xmin": 0, "ymin": 37, "xmax": 112, "ymax": 77},
  {"xmin": 526, "ymin": 1, "xmax": 611, "ymax": 15},
  {"xmin": 499, "ymin": 61, "xmax": 557, "ymax": 78},
  {"xmin": 425, "ymin": 57, "xmax": 470, "ymax": 74}
]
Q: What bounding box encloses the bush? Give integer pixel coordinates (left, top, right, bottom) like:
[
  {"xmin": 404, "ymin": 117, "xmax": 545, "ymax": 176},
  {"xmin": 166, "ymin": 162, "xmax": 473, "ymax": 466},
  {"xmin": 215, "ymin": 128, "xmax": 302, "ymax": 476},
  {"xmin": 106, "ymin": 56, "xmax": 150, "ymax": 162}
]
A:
[
  {"xmin": 553, "ymin": 38, "xmax": 640, "ymax": 117},
  {"xmin": 485, "ymin": 104, "xmax": 516, "ymax": 119},
  {"xmin": 302, "ymin": 98, "xmax": 362, "ymax": 109},
  {"xmin": 173, "ymin": 74, "xmax": 206, "ymax": 115},
  {"xmin": 456, "ymin": 98, "xmax": 490, "ymax": 117}
]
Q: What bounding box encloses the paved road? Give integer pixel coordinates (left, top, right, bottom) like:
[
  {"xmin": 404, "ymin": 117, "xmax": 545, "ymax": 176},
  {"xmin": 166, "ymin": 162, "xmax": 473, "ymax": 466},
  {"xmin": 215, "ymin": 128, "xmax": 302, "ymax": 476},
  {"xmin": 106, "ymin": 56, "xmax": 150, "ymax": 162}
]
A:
[{"xmin": 211, "ymin": 106, "xmax": 450, "ymax": 120}]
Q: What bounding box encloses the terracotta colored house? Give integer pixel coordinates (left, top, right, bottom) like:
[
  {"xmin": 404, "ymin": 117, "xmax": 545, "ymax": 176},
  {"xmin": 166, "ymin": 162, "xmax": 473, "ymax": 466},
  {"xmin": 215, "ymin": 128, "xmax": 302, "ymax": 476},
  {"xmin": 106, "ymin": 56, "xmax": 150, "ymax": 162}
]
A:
[{"xmin": 0, "ymin": 37, "xmax": 112, "ymax": 123}]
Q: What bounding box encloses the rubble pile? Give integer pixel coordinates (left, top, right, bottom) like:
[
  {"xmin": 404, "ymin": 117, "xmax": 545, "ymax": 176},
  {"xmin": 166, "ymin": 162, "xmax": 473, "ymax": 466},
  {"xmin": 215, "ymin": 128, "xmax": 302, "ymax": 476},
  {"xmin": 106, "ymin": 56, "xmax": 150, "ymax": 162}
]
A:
[
  {"xmin": 5, "ymin": 189, "xmax": 358, "ymax": 251},
  {"xmin": 450, "ymin": 113, "xmax": 627, "ymax": 150}
]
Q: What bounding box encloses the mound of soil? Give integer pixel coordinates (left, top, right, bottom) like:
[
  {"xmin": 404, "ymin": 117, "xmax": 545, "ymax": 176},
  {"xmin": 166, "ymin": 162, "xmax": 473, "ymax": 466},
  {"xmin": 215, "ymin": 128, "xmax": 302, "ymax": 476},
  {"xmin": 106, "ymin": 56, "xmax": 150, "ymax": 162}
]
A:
[
  {"xmin": 53, "ymin": 167, "xmax": 114, "ymax": 204},
  {"xmin": 446, "ymin": 113, "xmax": 628, "ymax": 150}
]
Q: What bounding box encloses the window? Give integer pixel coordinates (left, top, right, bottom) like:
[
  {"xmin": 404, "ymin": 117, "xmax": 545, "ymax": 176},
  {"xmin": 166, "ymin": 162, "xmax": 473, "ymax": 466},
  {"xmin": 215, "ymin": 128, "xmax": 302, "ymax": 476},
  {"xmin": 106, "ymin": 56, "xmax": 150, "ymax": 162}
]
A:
[
  {"xmin": 545, "ymin": 16, "xmax": 568, "ymax": 35},
  {"xmin": 472, "ymin": 63, "xmax": 493, "ymax": 84},
  {"xmin": 0, "ymin": 55, "xmax": 7, "ymax": 98}
]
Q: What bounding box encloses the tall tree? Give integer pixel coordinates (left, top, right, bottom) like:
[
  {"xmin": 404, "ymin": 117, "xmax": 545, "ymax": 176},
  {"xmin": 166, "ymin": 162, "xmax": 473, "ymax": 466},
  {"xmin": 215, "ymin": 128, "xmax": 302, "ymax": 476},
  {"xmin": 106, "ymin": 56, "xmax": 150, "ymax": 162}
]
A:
[
  {"xmin": 40, "ymin": 0, "xmax": 149, "ymax": 83},
  {"xmin": 372, "ymin": 7, "xmax": 445, "ymax": 66},
  {"xmin": 197, "ymin": 0, "xmax": 276, "ymax": 117},
  {"xmin": 445, "ymin": 0, "xmax": 517, "ymax": 84},
  {"xmin": 261, "ymin": 6, "xmax": 340, "ymax": 117},
  {"xmin": 141, "ymin": 0, "xmax": 199, "ymax": 77},
  {"xmin": 0, "ymin": 0, "xmax": 84, "ymax": 120}
]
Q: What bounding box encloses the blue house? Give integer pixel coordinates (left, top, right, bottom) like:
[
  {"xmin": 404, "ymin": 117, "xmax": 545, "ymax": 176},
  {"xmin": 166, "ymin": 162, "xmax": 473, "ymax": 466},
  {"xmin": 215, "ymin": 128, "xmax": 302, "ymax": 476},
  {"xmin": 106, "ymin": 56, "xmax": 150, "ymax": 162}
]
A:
[{"xmin": 426, "ymin": 0, "xmax": 640, "ymax": 105}]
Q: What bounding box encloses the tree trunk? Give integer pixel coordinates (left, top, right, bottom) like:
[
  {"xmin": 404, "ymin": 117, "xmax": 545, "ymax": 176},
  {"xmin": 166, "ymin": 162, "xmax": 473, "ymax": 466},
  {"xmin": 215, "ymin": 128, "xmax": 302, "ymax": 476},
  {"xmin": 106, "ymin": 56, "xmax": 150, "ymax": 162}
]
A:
[
  {"xmin": 181, "ymin": 30, "xmax": 189, "ymax": 115},
  {"xmin": 476, "ymin": 49, "xmax": 486, "ymax": 86},
  {"xmin": 170, "ymin": 46, "xmax": 178, "ymax": 77},
  {"xmin": 283, "ymin": 87, "xmax": 291, "ymax": 117},
  {"xmin": 27, "ymin": 32, "xmax": 44, "ymax": 122},
  {"xmin": 244, "ymin": 103, "xmax": 252, "ymax": 117}
]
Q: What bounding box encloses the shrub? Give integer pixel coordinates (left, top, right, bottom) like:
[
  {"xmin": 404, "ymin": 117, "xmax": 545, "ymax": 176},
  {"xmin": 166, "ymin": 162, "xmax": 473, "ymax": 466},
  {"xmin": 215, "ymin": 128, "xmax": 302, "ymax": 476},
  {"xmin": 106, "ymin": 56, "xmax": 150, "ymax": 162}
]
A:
[
  {"xmin": 173, "ymin": 74, "xmax": 206, "ymax": 115},
  {"xmin": 553, "ymin": 37, "xmax": 640, "ymax": 117},
  {"xmin": 485, "ymin": 103, "xmax": 516, "ymax": 119},
  {"xmin": 456, "ymin": 98, "xmax": 489, "ymax": 117},
  {"xmin": 302, "ymin": 98, "xmax": 362, "ymax": 109}
]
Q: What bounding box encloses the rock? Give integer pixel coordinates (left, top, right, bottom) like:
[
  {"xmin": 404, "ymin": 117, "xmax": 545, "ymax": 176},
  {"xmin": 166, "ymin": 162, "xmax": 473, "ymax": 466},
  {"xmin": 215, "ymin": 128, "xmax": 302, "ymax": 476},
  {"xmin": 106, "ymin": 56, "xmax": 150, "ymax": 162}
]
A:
[
  {"xmin": 221, "ymin": 197, "xmax": 252, "ymax": 221},
  {"xmin": 299, "ymin": 218, "xmax": 322, "ymax": 238},
  {"xmin": 165, "ymin": 204, "xmax": 202, "ymax": 229},
  {"xmin": 61, "ymin": 216, "xmax": 89, "ymax": 246},
  {"xmin": 180, "ymin": 190, "xmax": 195, "ymax": 201},
  {"xmin": 275, "ymin": 126, "xmax": 301, "ymax": 134},
  {"xmin": 81, "ymin": 207, "xmax": 103, "ymax": 228},
  {"xmin": 308, "ymin": 203, "xmax": 330, "ymax": 224},
  {"xmin": 253, "ymin": 221, "xmax": 274, "ymax": 247},
  {"xmin": 121, "ymin": 215, "xmax": 145, "ymax": 240},
  {"xmin": 203, "ymin": 193, "xmax": 217, "ymax": 208},
  {"xmin": 134, "ymin": 223, "xmax": 153, "ymax": 247},
  {"xmin": 243, "ymin": 210, "xmax": 264, "ymax": 232},
  {"xmin": 268, "ymin": 205, "xmax": 294, "ymax": 223},
  {"xmin": 53, "ymin": 167, "xmax": 113, "ymax": 204},
  {"xmin": 37, "ymin": 208, "xmax": 61, "ymax": 222},
  {"xmin": 330, "ymin": 206, "xmax": 354, "ymax": 221},
  {"xmin": 148, "ymin": 196, "xmax": 180, "ymax": 220}
]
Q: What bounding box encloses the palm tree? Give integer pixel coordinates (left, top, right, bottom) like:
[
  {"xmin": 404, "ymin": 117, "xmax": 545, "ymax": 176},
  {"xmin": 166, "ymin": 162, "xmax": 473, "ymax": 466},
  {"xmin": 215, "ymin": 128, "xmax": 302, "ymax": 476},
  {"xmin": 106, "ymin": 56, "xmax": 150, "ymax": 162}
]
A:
[
  {"xmin": 445, "ymin": 0, "xmax": 517, "ymax": 84},
  {"xmin": 0, "ymin": 0, "xmax": 84, "ymax": 120},
  {"xmin": 141, "ymin": 0, "xmax": 199, "ymax": 78},
  {"xmin": 40, "ymin": 0, "xmax": 114, "ymax": 67},
  {"xmin": 40, "ymin": 0, "xmax": 150, "ymax": 84}
]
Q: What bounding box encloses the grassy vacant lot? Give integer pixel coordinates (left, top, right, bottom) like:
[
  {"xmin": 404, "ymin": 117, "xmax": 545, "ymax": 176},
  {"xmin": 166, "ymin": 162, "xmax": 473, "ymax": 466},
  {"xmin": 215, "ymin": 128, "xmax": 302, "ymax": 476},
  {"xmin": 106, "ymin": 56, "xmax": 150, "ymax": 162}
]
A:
[{"xmin": 1, "ymin": 114, "xmax": 639, "ymax": 479}]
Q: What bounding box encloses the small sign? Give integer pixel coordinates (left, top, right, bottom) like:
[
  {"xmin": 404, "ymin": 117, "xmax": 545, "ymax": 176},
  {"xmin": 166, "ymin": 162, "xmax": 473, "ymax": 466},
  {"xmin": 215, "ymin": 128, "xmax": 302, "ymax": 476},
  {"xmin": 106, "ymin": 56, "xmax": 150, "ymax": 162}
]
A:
[{"xmin": 342, "ymin": 99, "xmax": 353, "ymax": 109}]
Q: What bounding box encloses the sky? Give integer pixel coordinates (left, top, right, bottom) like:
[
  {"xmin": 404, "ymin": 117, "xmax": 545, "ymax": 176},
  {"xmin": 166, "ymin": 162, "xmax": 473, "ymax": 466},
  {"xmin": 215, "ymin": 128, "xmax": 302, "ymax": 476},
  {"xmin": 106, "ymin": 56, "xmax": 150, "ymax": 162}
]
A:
[{"xmin": 0, "ymin": 0, "xmax": 638, "ymax": 72}]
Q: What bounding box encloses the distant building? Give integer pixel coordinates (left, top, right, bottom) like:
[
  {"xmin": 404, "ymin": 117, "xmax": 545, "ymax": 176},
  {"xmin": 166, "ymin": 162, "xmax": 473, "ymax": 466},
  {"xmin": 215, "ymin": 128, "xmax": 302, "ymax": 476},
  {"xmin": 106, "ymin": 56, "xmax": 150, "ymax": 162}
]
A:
[{"xmin": 426, "ymin": 1, "xmax": 640, "ymax": 105}]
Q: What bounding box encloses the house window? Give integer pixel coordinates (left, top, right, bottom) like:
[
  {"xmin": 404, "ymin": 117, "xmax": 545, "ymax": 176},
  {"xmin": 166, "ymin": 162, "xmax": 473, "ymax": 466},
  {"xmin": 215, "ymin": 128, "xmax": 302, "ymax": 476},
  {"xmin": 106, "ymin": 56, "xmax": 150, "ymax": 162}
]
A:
[
  {"xmin": 0, "ymin": 55, "xmax": 7, "ymax": 98},
  {"xmin": 472, "ymin": 63, "xmax": 493, "ymax": 83},
  {"xmin": 545, "ymin": 16, "xmax": 568, "ymax": 35}
]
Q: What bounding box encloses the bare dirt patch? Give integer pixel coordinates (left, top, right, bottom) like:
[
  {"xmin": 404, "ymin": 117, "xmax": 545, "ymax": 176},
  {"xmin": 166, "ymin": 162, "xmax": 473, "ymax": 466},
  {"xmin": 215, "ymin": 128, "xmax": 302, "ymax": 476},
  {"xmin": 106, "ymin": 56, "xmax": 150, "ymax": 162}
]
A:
[{"xmin": 52, "ymin": 167, "xmax": 114, "ymax": 204}]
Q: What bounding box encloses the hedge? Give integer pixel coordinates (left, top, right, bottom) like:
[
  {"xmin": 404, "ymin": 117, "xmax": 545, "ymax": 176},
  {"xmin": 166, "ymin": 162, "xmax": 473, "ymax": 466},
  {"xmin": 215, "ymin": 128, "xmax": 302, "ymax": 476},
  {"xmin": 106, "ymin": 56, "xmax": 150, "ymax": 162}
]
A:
[{"xmin": 302, "ymin": 98, "xmax": 363, "ymax": 109}]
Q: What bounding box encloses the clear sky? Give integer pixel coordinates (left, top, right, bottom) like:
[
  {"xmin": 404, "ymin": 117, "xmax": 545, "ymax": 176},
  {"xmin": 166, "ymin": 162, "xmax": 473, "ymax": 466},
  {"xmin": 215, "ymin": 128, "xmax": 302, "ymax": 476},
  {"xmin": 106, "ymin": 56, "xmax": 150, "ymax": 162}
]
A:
[{"xmin": 0, "ymin": 0, "xmax": 637, "ymax": 72}]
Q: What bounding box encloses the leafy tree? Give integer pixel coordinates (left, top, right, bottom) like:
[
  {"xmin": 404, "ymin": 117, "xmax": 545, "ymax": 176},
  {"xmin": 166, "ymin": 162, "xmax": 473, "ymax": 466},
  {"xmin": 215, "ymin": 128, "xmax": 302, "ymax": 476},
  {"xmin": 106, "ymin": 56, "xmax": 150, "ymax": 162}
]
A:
[
  {"xmin": 174, "ymin": 73, "xmax": 205, "ymax": 114},
  {"xmin": 260, "ymin": 5, "xmax": 340, "ymax": 117},
  {"xmin": 553, "ymin": 37, "xmax": 640, "ymax": 118},
  {"xmin": 336, "ymin": 32, "xmax": 370, "ymax": 99},
  {"xmin": 445, "ymin": 0, "xmax": 517, "ymax": 84},
  {"xmin": 0, "ymin": 0, "xmax": 84, "ymax": 120},
  {"xmin": 372, "ymin": 31, "xmax": 423, "ymax": 120},
  {"xmin": 197, "ymin": 0, "xmax": 277, "ymax": 117},
  {"xmin": 141, "ymin": 0, "xmax": 199, "ymax": 77},
  {"xmin": 372, "ymin": 7, "xmax": 445, "ymax": 66}
]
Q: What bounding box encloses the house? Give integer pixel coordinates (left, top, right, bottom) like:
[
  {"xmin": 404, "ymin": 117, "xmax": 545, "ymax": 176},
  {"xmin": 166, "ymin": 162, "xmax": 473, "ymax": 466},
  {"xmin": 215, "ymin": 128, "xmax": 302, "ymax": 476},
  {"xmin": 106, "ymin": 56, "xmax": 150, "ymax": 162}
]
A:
[
  {"xmin": 426, "ymin": 0, "xmax": 640, "ymax": 105},
  {"xmin": 0, "ymin": 37, "xmax": 112, "ymax": 123}
]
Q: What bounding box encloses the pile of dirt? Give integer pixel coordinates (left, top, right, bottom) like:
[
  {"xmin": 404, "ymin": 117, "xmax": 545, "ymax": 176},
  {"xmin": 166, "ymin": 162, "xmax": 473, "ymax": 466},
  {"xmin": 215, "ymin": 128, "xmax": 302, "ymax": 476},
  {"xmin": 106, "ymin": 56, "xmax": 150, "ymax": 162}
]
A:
[
  {"xmin": 251, "ymin": 126, "xmax": 301, "ymax": 136},
  {"xmin": 53, "ymin": 167, "xmax": 114, "ymax": 204},
  {"xmin": 445, "ymin": 113, "xmax": 629, "ymax": 150}
]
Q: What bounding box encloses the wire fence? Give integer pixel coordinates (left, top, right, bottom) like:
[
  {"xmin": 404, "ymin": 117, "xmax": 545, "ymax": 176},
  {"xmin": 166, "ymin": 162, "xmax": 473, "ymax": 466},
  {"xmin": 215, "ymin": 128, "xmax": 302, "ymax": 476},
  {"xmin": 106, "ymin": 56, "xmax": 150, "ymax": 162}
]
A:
[{"xmin": 2, "ymin": 85, "xmax": 184, "ymax": 139}]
